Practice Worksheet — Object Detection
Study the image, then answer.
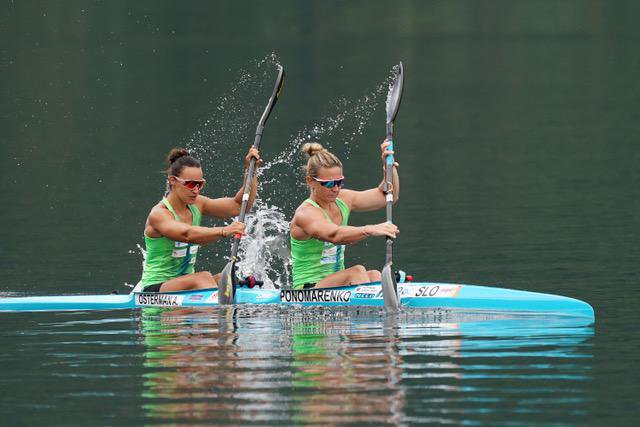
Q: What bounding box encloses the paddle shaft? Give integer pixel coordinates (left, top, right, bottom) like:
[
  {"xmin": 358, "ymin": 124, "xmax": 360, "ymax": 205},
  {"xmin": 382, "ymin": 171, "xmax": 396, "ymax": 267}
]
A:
[
  {"xmin": 228, "ymin": 65, "xmax": 284, "ymax": 260},
  {"xmin": 384, "ymin": 122, "xmax": 395, "ymax": 266},
  {"xmin": 218, "ymin": 66, "xmax": 284, "ymax": 305},
  {"xmin": 379, "ymin": 62, "xmax": 404, "ymax": 312},
  {"xmin": 229, "ymin": 130, "xmax": 263, "ymax": 258}
]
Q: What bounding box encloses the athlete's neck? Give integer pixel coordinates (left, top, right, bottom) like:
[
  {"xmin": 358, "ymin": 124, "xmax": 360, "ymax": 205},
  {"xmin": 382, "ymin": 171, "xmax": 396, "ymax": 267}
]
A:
[
  {"xmin": 310, "ymin": 194, "xmax": 337, "ymax": 211},
  {"xmin": 165, "ymin": 192, "xmax": 189, "ymax": 213}
]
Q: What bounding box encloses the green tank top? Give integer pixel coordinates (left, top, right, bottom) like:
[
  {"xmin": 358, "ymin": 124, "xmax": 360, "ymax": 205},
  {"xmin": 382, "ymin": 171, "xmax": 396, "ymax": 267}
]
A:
[
  {"xmin": 141, "ymin": 198, "xmax": 202, "ymax": 288},
  {"xmin": 290, "ymin": 198, "xmax": 350, "ymax": 289}
]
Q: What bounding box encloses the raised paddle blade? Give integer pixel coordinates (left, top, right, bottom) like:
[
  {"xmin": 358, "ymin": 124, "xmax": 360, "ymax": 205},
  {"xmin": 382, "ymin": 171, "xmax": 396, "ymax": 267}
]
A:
[
  {"xmin": 217, "ymin": 259, "xmax": 237, "ymax": 305},
  {"xmin": 381, "ymin": 263, "xmax": 400, "ymax": 313},
  {"xmin": 256, "ymin": 65, "xmax": 285, "ymax": 131},
  {"xmin": 385, "ymin": 62, "xmax": 404, "ymax": 126},
  {"xmin": 219, "ymin": 65, "xmax": 285, "ymax": 306}
]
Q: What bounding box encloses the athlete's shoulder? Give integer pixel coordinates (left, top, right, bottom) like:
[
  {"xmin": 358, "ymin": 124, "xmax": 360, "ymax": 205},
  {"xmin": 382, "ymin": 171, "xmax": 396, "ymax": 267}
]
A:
[
  {"xmin": 293, "ymin": 200, "xmax": 322, "ymax": 223},
  {"xmin": 335, "ymin": 190, "xmax": 355, "ymax": 208},
  {"xmin": 295, "ymin": 199, "xmax": 322, "ymax": 213},
  {"xmin": 148, "ymin": 201, "xmax": 172, "ymax": 221},
  {"xmin": 291, "ymin": 201, "xmax": 318, "ymax": 239},
  {"xmin": 193, "ymin": 194, "xmax": 210, "ymax": 210}
]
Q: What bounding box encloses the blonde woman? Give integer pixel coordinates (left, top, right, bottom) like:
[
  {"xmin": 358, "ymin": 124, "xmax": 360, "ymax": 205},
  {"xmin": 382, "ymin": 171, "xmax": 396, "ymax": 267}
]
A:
[{"xmin": 290, "ymin": 141, "xmax": 399, "ymax": 289}]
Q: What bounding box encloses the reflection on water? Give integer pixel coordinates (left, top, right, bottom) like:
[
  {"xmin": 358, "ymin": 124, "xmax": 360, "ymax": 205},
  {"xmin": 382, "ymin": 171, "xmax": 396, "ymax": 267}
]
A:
[
  {"xmin": 133, "ymin": 307, "xmax": 593, "ymax": 425},
  {"xmin": 286, "ymin": 314, "xmax": 406, "ymax": 425},
  {"xmin": 0, "ymin": 308, "xmax": 594, "ymax": 424},
  {"xmin": 0, "ymin": 307, "xmax": 594, "ymax": 424}
]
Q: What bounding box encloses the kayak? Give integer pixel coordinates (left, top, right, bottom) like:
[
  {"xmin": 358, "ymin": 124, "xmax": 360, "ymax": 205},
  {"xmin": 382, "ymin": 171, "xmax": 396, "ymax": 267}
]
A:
[{"xmin": 0, "ymin": 281, "xmax": 595, "ymax": 319}]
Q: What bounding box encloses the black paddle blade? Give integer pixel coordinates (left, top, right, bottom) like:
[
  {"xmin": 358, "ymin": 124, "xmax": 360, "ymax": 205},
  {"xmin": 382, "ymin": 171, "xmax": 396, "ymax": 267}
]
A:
[
  {"xmin": 381, "ymin": 263, "xmax": 400, "ymax": 313},
  {"xmin": 217, "ymin": 260, "xmax": 237, "ymax": 305},
  {"xmin": 385, "ymin": 62, "xmax": 404, "ymax": 125},
  {"xmin": 257, "ymin": 65, "xmax": 285, "ymax": 130}
]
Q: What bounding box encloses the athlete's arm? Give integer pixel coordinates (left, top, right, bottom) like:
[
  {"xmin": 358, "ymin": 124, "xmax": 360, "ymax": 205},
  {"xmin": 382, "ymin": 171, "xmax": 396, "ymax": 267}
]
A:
[
  {"xmin": 199, "ymin": 146, "xmax": 261, "ymax": 218},
  {"xmin": 292, "ymin": 206, "xmax": 398, "ymax": 245},
  {"xmin": 341, "ymin": 140, "xmax": 399, "ymax": 212},
  {"xmin": 148, "ymin": 208, "xmax": 245, "ymax": 245}
]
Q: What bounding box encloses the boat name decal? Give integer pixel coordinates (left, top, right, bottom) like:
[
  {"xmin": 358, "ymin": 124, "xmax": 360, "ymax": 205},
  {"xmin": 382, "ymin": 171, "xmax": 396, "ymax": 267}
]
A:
[
  {"xmin": 354, "ymin": 292, "xmax": 375, "ymax": 299},
  {"xmin": 281, "ymin": 289, "xmax": 352, "ymax": 303},
  {"xmin": 355, "ymin": 285, "xmax": 411, "ymax": 299},
  {"xmin": 135, "ymin": 293, "xmax": 184, "ymax": 307},
  {"xmin": 354, "ymin": 284, "xmax": 462, "ymax": 299},
  {"xmin": 414, "ymin": 285, "xmax": 461, "ymax": 298}
]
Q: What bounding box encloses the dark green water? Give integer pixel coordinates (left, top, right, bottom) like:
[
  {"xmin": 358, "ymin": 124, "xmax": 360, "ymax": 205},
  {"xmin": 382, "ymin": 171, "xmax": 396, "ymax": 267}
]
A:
[{"xmin": 2, "ymin": 1, "xmax": 638, "ymax": 425}]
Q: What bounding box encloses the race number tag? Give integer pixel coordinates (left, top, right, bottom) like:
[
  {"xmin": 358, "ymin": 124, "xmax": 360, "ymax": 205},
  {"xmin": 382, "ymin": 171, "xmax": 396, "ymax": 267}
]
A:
[
  {"xmin": 172, "ymin": 243, "xmax": 199, "ymax": 259},
  {"xmin": 172, "ymin": 248, "xmax": 187, "ymax": 257},
  {"xmin": 320, "ymin": 242, "xmax": 344, "ymax": 265}
]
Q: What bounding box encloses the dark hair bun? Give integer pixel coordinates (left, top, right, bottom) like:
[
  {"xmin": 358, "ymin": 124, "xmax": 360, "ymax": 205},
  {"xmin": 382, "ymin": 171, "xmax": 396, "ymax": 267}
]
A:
[{"xmin": 167, "ymin": 148, "xmax": 190, "ymax": 165}]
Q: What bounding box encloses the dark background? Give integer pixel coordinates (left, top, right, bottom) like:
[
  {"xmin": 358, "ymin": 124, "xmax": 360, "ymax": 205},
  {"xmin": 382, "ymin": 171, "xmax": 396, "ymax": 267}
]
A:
[{"xmin": 2, "ymin": 1, "xmax": 639, "ymax": 422}]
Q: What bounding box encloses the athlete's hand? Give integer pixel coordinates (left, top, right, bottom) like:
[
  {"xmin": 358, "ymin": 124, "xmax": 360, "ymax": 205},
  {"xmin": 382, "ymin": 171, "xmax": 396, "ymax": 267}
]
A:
[
  {"xmin": 365, "ymin": 222, "xmax": 399, "ymax": 239},
  {"xmin": 245, "ymin": 146, "xmax": 263, "ymax": 169},
  {"xmin": 381, "ymin": 139, "xmax": 399, "ymax": 169},
  {"xmin": 222, "ymin": 221, "xmax": 246, "ymax": 238}
]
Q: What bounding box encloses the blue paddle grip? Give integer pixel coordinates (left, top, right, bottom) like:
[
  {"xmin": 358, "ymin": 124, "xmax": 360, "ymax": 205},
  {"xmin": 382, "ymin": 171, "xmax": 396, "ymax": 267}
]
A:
[{"xmin": 386, "ymin": 140, "xmax": 394, "ymax": 166}]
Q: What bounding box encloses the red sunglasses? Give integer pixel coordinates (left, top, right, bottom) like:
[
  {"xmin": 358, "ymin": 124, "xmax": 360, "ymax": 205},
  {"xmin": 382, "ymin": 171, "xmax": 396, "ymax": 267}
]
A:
[{"xmin": 172, "ymin": 176, "xmax": 206, "ymax": 190}]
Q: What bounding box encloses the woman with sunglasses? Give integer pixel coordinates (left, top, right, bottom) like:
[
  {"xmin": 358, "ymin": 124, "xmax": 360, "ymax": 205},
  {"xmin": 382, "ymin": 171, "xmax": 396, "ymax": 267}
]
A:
[
  {"xmin": 139, "ymin": 146, "xmax": 260, "ymax": 292},
  {"xmin": 290, "ymin": 141, "xmax": 399, "ymax": 289}
]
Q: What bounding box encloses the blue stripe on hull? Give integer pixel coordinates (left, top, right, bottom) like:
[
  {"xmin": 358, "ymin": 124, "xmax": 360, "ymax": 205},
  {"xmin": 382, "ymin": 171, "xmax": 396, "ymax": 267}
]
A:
[{"xmin": 0, "ymin": 294, "xmax": 135, "ymax": 312}]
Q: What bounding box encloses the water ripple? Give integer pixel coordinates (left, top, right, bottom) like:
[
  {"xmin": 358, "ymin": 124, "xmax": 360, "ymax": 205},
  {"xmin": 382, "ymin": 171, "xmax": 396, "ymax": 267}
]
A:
[{"xmin": 0, "ymin": 307, "xmax": 593, "ymax": 424}]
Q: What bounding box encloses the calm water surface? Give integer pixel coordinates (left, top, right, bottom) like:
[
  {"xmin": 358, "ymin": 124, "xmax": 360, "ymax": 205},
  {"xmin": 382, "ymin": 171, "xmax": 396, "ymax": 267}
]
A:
[
  {"xmin": 2, "ymin": 1, "xmax": 639, "ymax": 425},
  {"xmin": 1, "ymin": 308, "xmax": 594, "ymax": 425}
]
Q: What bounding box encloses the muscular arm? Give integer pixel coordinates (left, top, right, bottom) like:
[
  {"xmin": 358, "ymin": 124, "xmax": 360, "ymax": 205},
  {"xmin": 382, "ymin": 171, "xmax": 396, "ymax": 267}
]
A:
[
  {"xmin": 293, "ymin": 207, "xmax": 370, "ymax": 245},
  {"xmin": 148, "ymin": 208, "xmax": 228, "ymax": 245},
  {"xmin": 341, "ymin": 164, "xmax": 399, "ymax": 212},
  {"xmin": 198, "ymin": 171, "xmax": 259, "ymax": 218}
]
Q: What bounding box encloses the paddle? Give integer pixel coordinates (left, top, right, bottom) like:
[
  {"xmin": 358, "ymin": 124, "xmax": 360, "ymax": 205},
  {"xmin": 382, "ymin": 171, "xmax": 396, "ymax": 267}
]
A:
[
  {"xmin": 380, "ymin": 62, "xmax": 404, "ymax": 313},
  {"xmin": 218, "ymin": 65, "xmax": 285, "ymax": 305}
]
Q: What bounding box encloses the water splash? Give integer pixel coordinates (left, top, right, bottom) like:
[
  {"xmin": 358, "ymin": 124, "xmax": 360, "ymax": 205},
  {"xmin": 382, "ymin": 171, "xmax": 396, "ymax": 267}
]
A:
[
  {"xmin": 135, "ymin": 243, "xmax": 146, "ymax": 260},
  {"xmin": 235, "ymin": 200, "xmax": 291, "ymax": 289},
  {"xmin": 185, "ymin": 53, "xmax": 282, "ymax": 196}
]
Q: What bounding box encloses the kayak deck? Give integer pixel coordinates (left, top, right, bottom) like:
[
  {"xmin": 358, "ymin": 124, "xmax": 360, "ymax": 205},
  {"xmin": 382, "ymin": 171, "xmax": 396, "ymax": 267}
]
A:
[{"xmin": 0, "ymin": 282, "xmax": 595, "ymax": 320}]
